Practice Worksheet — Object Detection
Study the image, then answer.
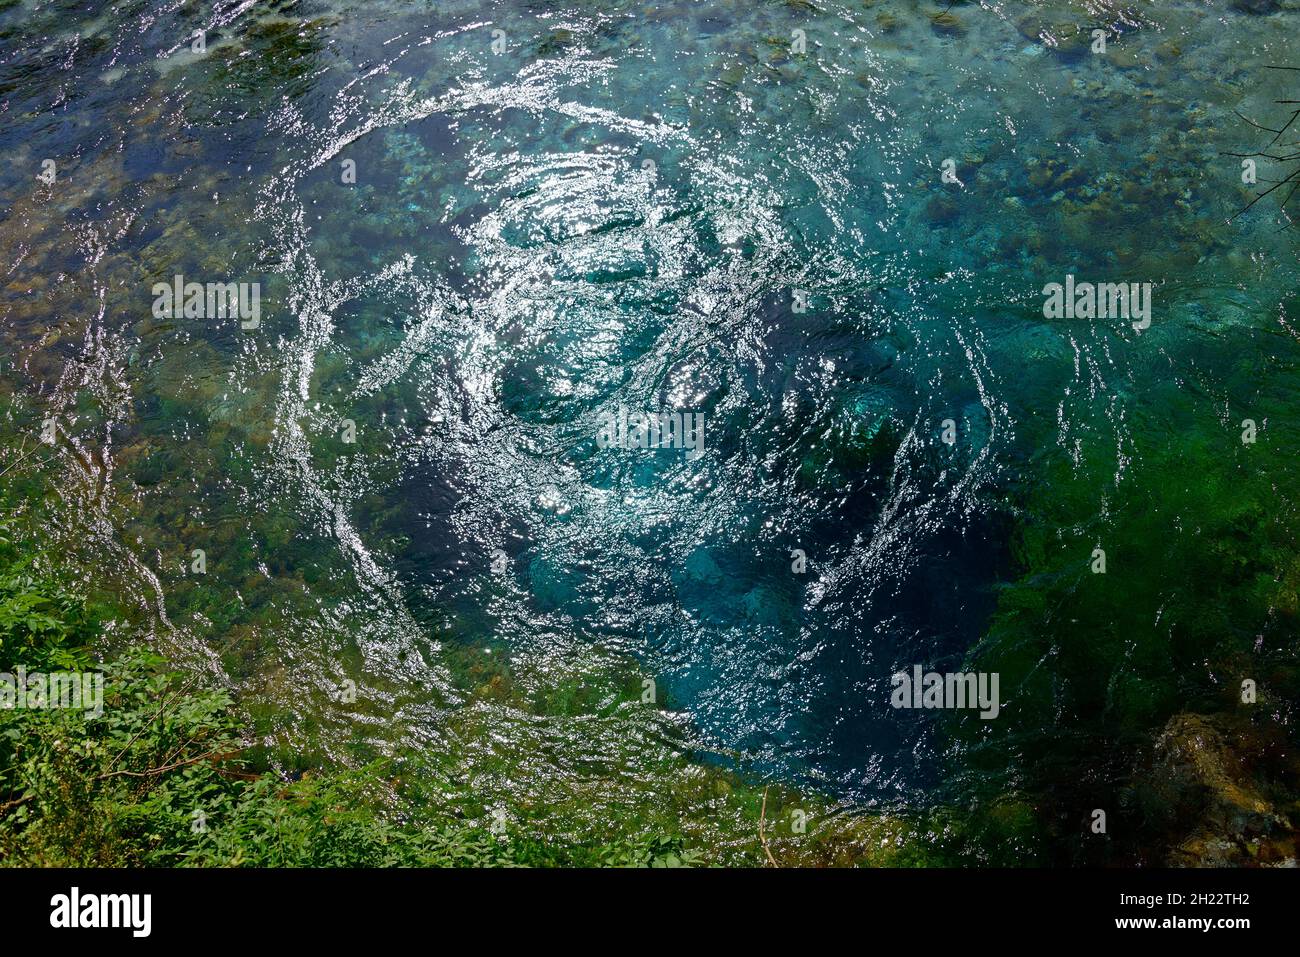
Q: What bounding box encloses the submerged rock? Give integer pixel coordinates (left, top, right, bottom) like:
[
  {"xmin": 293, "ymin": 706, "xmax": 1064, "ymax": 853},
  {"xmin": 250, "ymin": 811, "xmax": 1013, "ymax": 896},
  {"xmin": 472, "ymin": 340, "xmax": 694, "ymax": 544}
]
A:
[
  {"xmin": 1015, "ymin": 14, "xmax": 1092, "ymax": 57},
  {"xmin": 875, "ymin": 12, "xmax": 902, "ymax": 33},
  {"xmin": 1142, "ymin": 713, "xmax": 1298, "ymax": 867},
  {"xmin": 923, "ymin": 194, "xmax": 960, "ymax": 226},
  {"xmin": 930, "ymin": 12, "xmax": 966, "ymax": 36}
]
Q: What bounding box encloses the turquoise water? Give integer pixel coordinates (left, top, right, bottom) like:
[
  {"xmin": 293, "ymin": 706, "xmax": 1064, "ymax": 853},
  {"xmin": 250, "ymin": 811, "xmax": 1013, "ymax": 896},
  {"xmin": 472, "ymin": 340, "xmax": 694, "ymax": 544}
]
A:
[{"xmin": 2, "ymin": 0, "xmax": 1299, "ymax": 853}]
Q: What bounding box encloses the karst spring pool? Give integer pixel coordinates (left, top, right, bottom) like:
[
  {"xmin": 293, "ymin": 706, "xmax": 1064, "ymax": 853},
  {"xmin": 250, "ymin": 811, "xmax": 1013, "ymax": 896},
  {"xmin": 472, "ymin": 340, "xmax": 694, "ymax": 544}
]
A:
[{"xmin": 1, "ymin": 0, "xmax": 1298, "ymax": 866}]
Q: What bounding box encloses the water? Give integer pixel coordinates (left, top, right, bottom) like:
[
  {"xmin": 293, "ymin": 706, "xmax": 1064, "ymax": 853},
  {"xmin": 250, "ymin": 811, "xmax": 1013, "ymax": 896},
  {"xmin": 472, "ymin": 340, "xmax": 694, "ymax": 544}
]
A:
[{"xmin": 2, "ymin": 0, "xmax": 1299, "ymax": 856}]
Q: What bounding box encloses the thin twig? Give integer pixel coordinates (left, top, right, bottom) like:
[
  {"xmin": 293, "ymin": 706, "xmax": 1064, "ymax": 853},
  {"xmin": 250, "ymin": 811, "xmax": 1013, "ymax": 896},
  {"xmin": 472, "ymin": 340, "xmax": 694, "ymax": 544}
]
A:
[
  {"xmin": 0, "ymin": 439, "xmax": 38, "ymax": 480},
  {"xmin": 94, "ymin": 749, "xmax": 241, "ymax": 781},
  {"xmin": 0, "ymin": 794, "xmax": 32, "ymax": 814},
  {"xmin": 1231, "ymin": 69, "xmax": 1300, "ymax": 222}
]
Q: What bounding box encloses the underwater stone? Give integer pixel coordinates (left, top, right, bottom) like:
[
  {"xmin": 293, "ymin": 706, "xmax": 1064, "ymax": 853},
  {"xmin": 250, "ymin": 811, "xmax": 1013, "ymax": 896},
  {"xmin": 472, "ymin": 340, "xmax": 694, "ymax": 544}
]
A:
[
  {"xmin": 1148, "ymin": 713, "xmax": 1295, "ymax": 866},
  {"xmin": 929, "ymin": 13, "xmax": 966, "ymax": 35},
  {"xmin": 923, "ymin": 194, "xmax": 960, "ymax": 225},
  {"xmin": 1108, "ymin": 45, "xmax": 1141, "ymax": 69},
  {"xmin": 1047, "ymin": 24, "xmax": 1090, "ymax": 57}
]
